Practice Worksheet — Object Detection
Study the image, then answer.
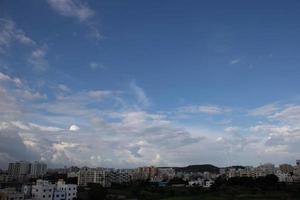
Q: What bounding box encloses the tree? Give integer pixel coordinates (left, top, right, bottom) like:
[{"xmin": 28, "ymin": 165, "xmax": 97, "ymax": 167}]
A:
[{"xmin": 87, "ymin": 183, "xmax": 107, "ymax": 200}]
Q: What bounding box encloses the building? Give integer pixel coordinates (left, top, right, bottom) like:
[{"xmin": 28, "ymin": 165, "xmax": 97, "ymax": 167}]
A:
[
  {"xmin": 7, "ymin": 161, "xmax": 47, "ymax": 179},
  {"xmin": 30, "ymin": 161, "xmax": 47, "ymax": 177},
  {"xmin": 32, "ymin": 179, "xmax": 77, "ymax": 200},
  {"xmin": 78, "ymin": 167, "xmax": 109, "ymax": 187},
  {"xmin": 8, "ymin": 161, "xmax": 31, "ymax": 178},
  {"xmin": 279, "ymin": 164, "xmax": 294, "ymax": 174},
  {"xmin": 107, "ymin": 170, "xmax": 131, "ymax": 184},
  {"xmin": 137, "ymin": 166, "xmax": 158, "ymax": 180},
  {"xmin": 0, "ymin": 188, "xmax": 24, "ymax": 200},
  {"xmin": 157, "ymin": 168, "xmax": 175, "ymax": 181},
  {"xmin": 32, "ymin": 180, "xmax": 55, "ymax": 200},
  {"xmin": 56, "ymin": 180, "xmax": 77, "ymax": 200}
]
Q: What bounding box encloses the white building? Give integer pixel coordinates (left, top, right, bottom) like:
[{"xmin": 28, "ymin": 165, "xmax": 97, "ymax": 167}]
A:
[
  {"xmin": 32, "ymin": 180, "xmax": 54, "ymax": 200},
  {"xmin": 31, "ymin": 179, "xmax": 77, "ymax": 200},
  {"xmin": 78, "ymin": 167, "xmax": 109, "ymax": 187},
  {"xmin": 56, "ymin": 180, "xmax": 77, "ymax": 200}
]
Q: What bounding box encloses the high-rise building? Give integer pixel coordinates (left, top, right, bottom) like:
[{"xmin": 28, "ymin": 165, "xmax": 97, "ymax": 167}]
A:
[
  {"xmin": 78, "ymin": 167, "xmax": 109, "ymax": 187},
  {"xmin": 8, "ymin": 161, "xmax": 47, "ymax": 179},
  {"xmin": 8, "ymin": 161, "xmax": 31, "ymax": 177},
  {"xmin": 31, "ymin": 161, "xmax": 47, "ymax": 177}
]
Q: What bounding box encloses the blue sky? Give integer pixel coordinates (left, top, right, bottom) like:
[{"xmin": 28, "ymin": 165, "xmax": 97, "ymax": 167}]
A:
[{"xmin": 1, "ymin": 0, "xmax": 300, "ymax": 168}]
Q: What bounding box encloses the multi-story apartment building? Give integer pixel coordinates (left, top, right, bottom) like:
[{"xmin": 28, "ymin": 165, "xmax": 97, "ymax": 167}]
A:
[
  {"xmin": 32, "ymin": 179, "xmax": 77, "ymax": 200},
  {"xmin": 107, "ymin": 170, "xmax": 131, "ymax": 184},
  {"xmin": 56, "ymin": 180, "xmax": 77, "ymax": 200},
  {"xmin": 32, "ymin": 180, "xmax": 55, "ymax": 200},
  {"xmin": 78, "ymin": 167, "xmax": 109, "ymax": 187},
  {"xmin": 8, "ymin": 161, "xmax": 47, "ymax": 179},
  {"xmin": 8, "ymin": 161, "xmax": 31, "ymax": 177},
  {"xmin": 137, "ymin": 166, "xmax": 158, "ymax": 180},
  {"xmin": 30, "ymin": 161, "xmax": 47, "ymax": 177}
]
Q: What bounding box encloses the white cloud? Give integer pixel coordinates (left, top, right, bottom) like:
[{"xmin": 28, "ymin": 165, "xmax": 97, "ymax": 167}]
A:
[
  {"xmin": 88, "ymin": 90, "xmax": 114, "ymax": 99},
  {"xmin": 130, "ymin": 81, "xmax": 150, "ymax": 107},
  {"xmin": 69, "ymin": 124, "xmax": 80, "ymax": 132},
  {"xmin": 0, "ymin": 19, "xmax": 48, "ymax": 71},
  {"xmin": 0, "ymin": 18, "xmax": 35, "ymax": 53},
  {"xmin": 224, "ymin": 126, "xmax": 240, "ymax": 134},
  {"xmin": 0, "ymin": 72, "xmax": 22, "ymax": 87},
  {"xmin": 89, "ymin": 62, "xmax": 98, "ymax": 70},
  {"xmin": 271, "ymin": 105, "xmax": 300, "ymax": 125},
  {"xmin": 47, "ymin": 0, "xmax": 95, "ymax": 22},
  {"xmin": 249, "ymin": 103, "xmax": 278, "ymax": 116},
  {"xmin": 229, "ymin": 58, "xmax": 240, "ymax": 65},
  {"xmin": 47, "ymin": 0, "xmax": 102, "ymax": 40},
  {"xmin": 58, "ymin": 84, "xmax": 70, "ymax": 92},
  {"xmin": 28, "ymin": 47, "xmax": 48, "ymax": 71},
  {"xmin": 3, "ymin": 70, "xmax": 300, "ymax": 168},
  {"xmin": 179, "ymin": 105, "xmax": 231, "ymax": 114}
]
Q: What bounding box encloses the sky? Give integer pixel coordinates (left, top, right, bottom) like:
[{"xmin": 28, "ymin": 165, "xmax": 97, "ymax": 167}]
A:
[{"xmin": 1, "ymin": 0, "xmax": 300, "ymax": 169}]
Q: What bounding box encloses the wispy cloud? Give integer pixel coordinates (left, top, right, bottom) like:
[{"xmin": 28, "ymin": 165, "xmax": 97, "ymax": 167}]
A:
[
  {"xmin": 130, "ymin": 80, "xmax": 150, "ymax": 107},
  {"xmin": 249, "ymin": 103, "xmax": 278, "ymax": 116},
  {"xmin": 47, "ymin": 0, "xmax": 94, "ymax": 22},
  {"xmin": 0, "ymin": 18, "xmax": 35, "ymax": 53},
  {"xmin": 179, "ymin": 105, "xmax": 231, "ymax": 115},
  {"xmin": 89, "ymin": 61, "xmax": 105, "ymax": 71},
  {"xmin": 0, "ymin": 72, "xmax": 22, "ymax": 87},
  {"xmin": 229, "ymin": 58, "xmax": 241, "ymax": 65},
  {"xmin": 47, "ymin": 0, "xmax": 102, "ymax": 40},
  {"xmin": 28, "ymin": 46, "xmax": 48, "ymax": 71},
  {"xmin": 0, "ymin": 18, "xmax": 49, "ymax": 71}
]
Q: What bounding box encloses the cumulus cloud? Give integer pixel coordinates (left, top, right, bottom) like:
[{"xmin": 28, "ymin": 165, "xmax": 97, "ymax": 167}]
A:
[
  {"xmin": 2, "ymin": 69, "xmax": 300, "ymax": 168},
  {"xmin": 69, "ymin": 124, "xmax": 80, "ymax": 132}
]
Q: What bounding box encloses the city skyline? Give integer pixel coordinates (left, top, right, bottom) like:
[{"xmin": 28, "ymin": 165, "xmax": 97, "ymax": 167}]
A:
[{"xmin": 1, "ymin": 0, "xmax": 300, "ymax": 169}]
